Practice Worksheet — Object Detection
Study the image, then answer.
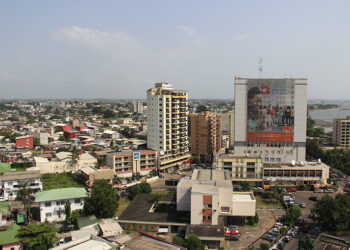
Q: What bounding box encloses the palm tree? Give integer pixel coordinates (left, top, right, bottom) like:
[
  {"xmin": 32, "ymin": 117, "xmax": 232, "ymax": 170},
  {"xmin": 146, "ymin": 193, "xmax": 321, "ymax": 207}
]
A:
[{"xmin": 18, "ymin": 182, "xmax": 30, "ymax": 225}]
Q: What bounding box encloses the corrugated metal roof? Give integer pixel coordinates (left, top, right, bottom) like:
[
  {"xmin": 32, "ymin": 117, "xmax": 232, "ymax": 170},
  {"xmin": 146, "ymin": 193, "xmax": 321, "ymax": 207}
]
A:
[{"xmin": 35, "ymin": 187, "xmax": 87, "ymax": 202}]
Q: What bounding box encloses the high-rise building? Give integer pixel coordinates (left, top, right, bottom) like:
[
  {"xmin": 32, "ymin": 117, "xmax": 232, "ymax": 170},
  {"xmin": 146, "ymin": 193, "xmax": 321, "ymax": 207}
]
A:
[
  {"xmin": 132, "ymin": 101, "xmax": 144, "ymax": 114},
  {"xmin": 147, "ymin": 82, "xmax": 190, "ymax": 173},
  {"xmin": 189, "ymin": 111, "xmax": 222, "ymax": 161},
  {"xmin": 234, "ymin": 77, "xmax": 307, "ymax": 163},
  {"xmin": 332, "ymin": 117, "xmax": 350, "ymax": 150},
  {"xmin": 221, "ymin": 111, "xmax": 234, "ymax": 148}
]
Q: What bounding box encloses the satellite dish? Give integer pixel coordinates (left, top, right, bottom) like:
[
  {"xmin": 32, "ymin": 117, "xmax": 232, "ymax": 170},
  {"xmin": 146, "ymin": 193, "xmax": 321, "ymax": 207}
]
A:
[
  {"xmin": 291, "ymin": 160, "xmax": 295, "ymax": 166},
  {"xmin": 160, "ymin": 150, "xmax": 164, "ymax": 156}
]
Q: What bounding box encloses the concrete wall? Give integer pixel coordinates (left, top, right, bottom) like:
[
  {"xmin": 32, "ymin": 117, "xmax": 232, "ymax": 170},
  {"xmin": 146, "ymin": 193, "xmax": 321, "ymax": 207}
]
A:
[
  {"xmin": 40, "ymin": 198, "xmax": 85, "ymax": 222},
  {"xmin": 176, "ymin": 185, "xmax": 191, "ymax": 211},
  {"xmin": 231, "ymin": 198, "xmax": 256, "ymax": 217}
]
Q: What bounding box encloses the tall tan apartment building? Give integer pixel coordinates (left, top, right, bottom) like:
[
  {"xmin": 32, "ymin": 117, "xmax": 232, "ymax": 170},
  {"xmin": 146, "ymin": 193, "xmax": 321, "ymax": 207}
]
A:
[
  {"xmin": 333, "ymin": 117, "xmax": 350, "ymax": 150},
  {"xmin": 147, "ymin": 82, "xmax": 190, "ymax": 173},
  {"xmin": 221, "ymin": 111, "xmax": 234, "ymax": 148},
  {"xmin": 189, "ymin": 111, "xmax": 222, "ymax": 161}
]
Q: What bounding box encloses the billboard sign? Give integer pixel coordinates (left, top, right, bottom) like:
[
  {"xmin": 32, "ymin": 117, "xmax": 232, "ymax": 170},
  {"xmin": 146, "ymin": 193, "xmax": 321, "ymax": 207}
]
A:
[
  {"xmin": 133, "ymin": 152, "xmax": 140, "ymax": 160},
  {"xmin": 247, "ymin": 79, "xmax": 294, "ymax": 142}
]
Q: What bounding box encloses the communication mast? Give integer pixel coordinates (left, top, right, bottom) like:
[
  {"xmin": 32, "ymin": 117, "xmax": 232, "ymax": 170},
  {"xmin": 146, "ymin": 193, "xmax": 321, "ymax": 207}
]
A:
[{"xmin": 259, "ymin": 57, "xmax": 263, "ymax": 78}]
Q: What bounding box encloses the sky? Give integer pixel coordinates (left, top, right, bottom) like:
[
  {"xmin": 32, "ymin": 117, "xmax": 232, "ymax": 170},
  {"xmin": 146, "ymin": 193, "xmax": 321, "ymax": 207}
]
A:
[{"xmin": 0, "ymin": 1, "xmax": 350, "ymax": 100}]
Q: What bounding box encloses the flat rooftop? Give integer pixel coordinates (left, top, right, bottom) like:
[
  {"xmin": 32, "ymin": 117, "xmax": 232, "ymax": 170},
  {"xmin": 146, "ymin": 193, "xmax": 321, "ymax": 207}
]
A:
[
  {"xmin": 191, "ymin": 169, "xmax": 231, "ymax": 181},
  {"xmin": 263, "ymin": 161, "xmax": 329, "ymax": 169},
  {"xmin": 232, "ymin": 193, "xmax": 255, "ymax": 201},
  {"xmin": 186, "ymin": 225, "xmax": 224, "ymax": 239}
]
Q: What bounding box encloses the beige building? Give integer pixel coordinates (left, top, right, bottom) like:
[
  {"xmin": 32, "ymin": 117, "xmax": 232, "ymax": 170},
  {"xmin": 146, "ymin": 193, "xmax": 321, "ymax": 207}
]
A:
[
  {"xmin": 263, "ymin": 161, "xmax": 330, "ymax": 187},
  {"xmin": 106, "ymin": 150, "xmax": 157, "ymax": 178},
  {"xmin": 221, "ymin": 111, "xmax": 234, "ymax": 148},
  {"xmin": 215, "ymin": 154, "xmax": 263, "ymax": 185},
  {"xmin": 332, "ymin": 117, "xmax": 350, "ymax": 150},
  {"xmin": 147, "ymin": 82, "xmax": 190, "ymax": 173},
  {"xmin": 189, "ymin": 112, "xmax": 222, "ymax": 161},
  {"xmin": 176, "ymin": 169, "xmax": 256, "ymax": 226}
]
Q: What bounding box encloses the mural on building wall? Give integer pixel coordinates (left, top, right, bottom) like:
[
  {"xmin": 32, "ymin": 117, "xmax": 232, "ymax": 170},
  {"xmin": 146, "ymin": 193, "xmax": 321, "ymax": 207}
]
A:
[{"xmin": 247, "ymin": 79, "xmax": 295, "ymax": 142}]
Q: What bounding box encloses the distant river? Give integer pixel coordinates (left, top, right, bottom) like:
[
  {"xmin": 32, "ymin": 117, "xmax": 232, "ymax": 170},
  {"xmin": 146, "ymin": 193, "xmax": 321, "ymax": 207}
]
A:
[{"xmin": 309, "ymin": 109, "xmax": 350, "ymax": 122}]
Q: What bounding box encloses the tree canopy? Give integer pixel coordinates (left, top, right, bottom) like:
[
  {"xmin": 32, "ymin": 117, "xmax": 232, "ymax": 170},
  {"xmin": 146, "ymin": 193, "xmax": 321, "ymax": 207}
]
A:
[
  {"xmin": 173, "ymin": 234, "xmax": 205, "ymax": 250},
  {"xmin": 83, "ymin": 180, "xmax": 120, "ymax": 218},
  {"xmin": 129, "ymin": 182, "xmax": 152, "ymax": 199},
  {"xmin": 311, "ymin": 194, "xmax": 350, "ymax": 232},
  {"xmin": 286, "ymin": 206, "xmax": 302, "ymax": 225},
  {"xmin": 298, "ymin": 237, "xmax": 314, "ymax": 250},
  {"xmin": 17, "ymin": 222, "xmax": 59, "ymax": 250}
]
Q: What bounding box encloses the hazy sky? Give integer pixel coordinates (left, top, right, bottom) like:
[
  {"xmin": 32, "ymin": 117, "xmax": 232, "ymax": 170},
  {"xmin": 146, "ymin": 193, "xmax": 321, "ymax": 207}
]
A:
[{"xmin": 1, "ymin": 1, "xmax": 349, "ymax": 99}]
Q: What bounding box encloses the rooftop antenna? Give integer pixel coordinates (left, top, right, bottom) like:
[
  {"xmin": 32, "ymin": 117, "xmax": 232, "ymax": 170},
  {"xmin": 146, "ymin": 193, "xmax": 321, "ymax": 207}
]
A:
[{"xmin": 259, "ymin": 57, "xmax": 263, "ymax": 78}]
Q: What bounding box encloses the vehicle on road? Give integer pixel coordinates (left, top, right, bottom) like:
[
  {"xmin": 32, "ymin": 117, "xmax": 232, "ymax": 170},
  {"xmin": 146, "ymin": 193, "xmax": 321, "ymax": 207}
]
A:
[
  {"xmin": 262, "ymin": 234, "xmax": 276, "ymax": 242},
  {"xmin": 283, "ymin": 236, "xmax": 292, "ymax": 242},
  {"xmin": 309, "ymin": 196, "xmax": 318, "ymax": 201},
  {"xmin": 288, "ymin": 188, "xmax": 297, "ymax": 192},
  {"xmin": 300, "ymin": 202, "xmax": 306, "ymax": 208},
  {"xmin": 315, "ymin": 189, "xmax": 324, "ymax": 193},
  {"xmin": 278, "ymin": 241, "xmax": 286, "ymax": 249},
  {"xmin": 324, "ymin": 189, "xmax": 334, "ymax": 193}
]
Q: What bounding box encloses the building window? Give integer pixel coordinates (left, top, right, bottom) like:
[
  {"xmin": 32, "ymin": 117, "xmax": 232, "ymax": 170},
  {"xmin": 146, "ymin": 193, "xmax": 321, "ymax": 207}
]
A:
[
  {"xmin": 45, "ymin": 202, "xmax": 51, "ymax": 207},
  {"xmin": 74, "ymin": 199, "xmax": 80, "ymax": 204},
  {"xmin": 45, "ymin": 213, "xmax": 52, "ymax": 217},
  {"xmin": 223, "ymin": 162, "xmax": 232, "ymax": 167},
  {"xmin": 221, "ymin": 207, "xmax": 230, "ymax": 213},
  {"xmin": 265, "ymin": 158, "xmax": 269, "ymax": 162},
  {"xmin": 56, "ymin": 201, "xmax": 60, "ymax": 206},
  {"xmin": 61, "ymin": 200, "xmax": 65, "ymax": 205}
]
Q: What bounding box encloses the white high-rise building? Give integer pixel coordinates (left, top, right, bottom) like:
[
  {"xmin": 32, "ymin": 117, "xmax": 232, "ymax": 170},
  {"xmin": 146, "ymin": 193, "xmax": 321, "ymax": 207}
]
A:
[
  {"xmin": 147, "ymin": 82, "xmax": 190, "ymax": 173},
  {"xmin": 234, "ymin": 77, "xmax": 307, "ymax": 163},
  {"xmin": 132, "ymin": 101, "xmax": 144, "ymax": 114}
]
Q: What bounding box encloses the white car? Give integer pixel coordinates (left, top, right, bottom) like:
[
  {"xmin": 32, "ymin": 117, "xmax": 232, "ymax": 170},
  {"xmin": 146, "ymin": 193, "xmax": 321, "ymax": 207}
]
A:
[{"xmin": 315, "ymin": 189, "xmax": 324, "ymax": 193}]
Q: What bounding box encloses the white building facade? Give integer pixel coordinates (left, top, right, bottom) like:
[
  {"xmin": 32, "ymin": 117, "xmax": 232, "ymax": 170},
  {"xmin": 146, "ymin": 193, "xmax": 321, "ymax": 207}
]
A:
[
  {"xmin": 35, "ymin": 188, "xmax": 87, "ymax": 222},
  {"xmin": 234, "ymin": 78, "xmax": 307, "ymax": 163},
  {"xmin": 147, "ymin": 82, "xmax": 190, "ymax": 173}
]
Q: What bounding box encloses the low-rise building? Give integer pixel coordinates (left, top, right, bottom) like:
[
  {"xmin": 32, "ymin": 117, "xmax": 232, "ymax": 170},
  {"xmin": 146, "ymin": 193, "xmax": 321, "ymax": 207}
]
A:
[
  {"xmin": 177, "ymin": 169, "xmax": 256, "ymax": 226},
  {"xmin": 15, "ymin": 135, "xmax": 33, "ymax": 149},
  {"xmin": 33, "ymin": 132, "xmax": 49, "ymax": 145},
  {"xmin": 107, "ymin": 150, "xmax": 157, "ymax": 178},
  {"xmin": 102, "ymin": 130, "xmax": 120, "ymax": 140},
  {"xmin": 0, "ymin": 171, "xmax": 42, "ymax": 200},
  {"xmin": 35, "ymin": 187, "xmax": 88, "ymax": 222},
  {"xmin": 263, "ymin": 161, "xmax": 330, "ymax": 187},
  {"xmin": 81, "ymin": 167, "xmax": 114, "ymax": 186},
  {"xmin": 215, "ymin": 154, "xmax": 263, "ymax": 185}
]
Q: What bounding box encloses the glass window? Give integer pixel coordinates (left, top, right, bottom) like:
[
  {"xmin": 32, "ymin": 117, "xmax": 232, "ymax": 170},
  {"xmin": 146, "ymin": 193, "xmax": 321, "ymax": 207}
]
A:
[
  {"xmin": 61, "ymin": 200, "xmax": 65, "ymax": 205},
  {"xmin": 75, "ymin": 199, "xmax": 80, "ymax": 204},
  {"xmin": 45, "ymin": 202, "xmax": 51, "ymax": 207},
  {"xmin": 45, "ymin": 213, "xmax": 52, "ymax": 217}
]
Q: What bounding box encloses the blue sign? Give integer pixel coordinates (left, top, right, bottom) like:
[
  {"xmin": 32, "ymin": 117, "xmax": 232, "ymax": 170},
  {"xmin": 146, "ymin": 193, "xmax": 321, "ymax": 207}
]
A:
[{"xmin": 133, "ymin": 152, "xmax": 140, "ymax": 160}]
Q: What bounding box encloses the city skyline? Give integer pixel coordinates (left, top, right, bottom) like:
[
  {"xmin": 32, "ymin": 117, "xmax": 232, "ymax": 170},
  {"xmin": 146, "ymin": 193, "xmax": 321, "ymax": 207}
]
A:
[{"xmin": 1, "ymin": 1, "xmax": 350, "ymax": 99}]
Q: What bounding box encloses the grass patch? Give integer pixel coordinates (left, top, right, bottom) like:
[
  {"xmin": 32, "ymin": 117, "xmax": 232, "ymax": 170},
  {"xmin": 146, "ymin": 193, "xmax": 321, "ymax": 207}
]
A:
[
  {"xmin": 42, "ymin": 173, "xmax": 84, "ymax": 190},
  {"xmin": 256, "ymin": 196, "xmax": 283, "ymax": 209},
  {"xmin": 115, "ymin": 198, "xmax": 131, "ymax": 217},
  {"xmin": 151, "ymin": 189, "xmax": 172, "ymax": 196},
  {"xmin": 247, "ymin": 221, "xmax": 259, "ymax": 229}
]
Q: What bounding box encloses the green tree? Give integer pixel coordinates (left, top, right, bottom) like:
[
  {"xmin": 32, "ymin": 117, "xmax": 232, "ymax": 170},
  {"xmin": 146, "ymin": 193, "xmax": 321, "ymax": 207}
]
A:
[
  {"xmin": 173, "ymin": 236, "xmax": 185, "ymax": 246},
  {"xmin": 196, "ymin": 105, "xmax": 208, "ymax": 113},
  {"xmin": 184, "ymin": 234, "xmax": 205, "ymax": 250},
  {"xmin": 58, "ymin": 135, "xmax": 66, "ymax": 141},
  {"xmin": 65, "ymin": 200, "xmax": 72, "ymax": 224},
  {"xmin": 286, "ymin": 206, "xmax": 302, "ymax": 225},
  {"xmin": 311, "ymin": 194, "xmax": 350, "ymax": 231},
  {"xmin": 83, "ymin": 180, "xmax": 120, "ymax": 218},
  {"xmin": 240, "ymin": 182, "xmax": 251, "ymax": 191},
  {"xmin": 17, "ymin": 222, "xmax": 59, "ymax": 250},
  {"xmin": 17, "ymin": 182, "xmax": 31, "ymax": 225},
  {"xmin": 259, "ymin": 243, "xmax": 269, "ymax": 250},
  {"xmin": 129, "ymin": 183, "xmax": 152, "ymax": 199},
  {"xmin": 33, "ymin": 138, "xmax": 40, "ymax": 147},
  {"xmin": 280, "ymin": 226, "xmax": 288, "ymax": 236},
  {"xmin": 298, "ymin": 237, "xmax": 314, "ymax": 250}
]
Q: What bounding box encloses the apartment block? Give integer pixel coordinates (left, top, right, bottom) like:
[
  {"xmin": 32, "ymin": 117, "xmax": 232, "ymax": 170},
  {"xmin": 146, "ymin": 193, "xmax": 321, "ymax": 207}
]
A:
[
  {"xmin": 215, "ymin": 154, "xmax": 263, "ymax": 185},
  {"xmin": 221, "ymin": 111, "xmax": 235, "ymax": 148},
  {"xmin": 332, "ymin": 117, "xmax": 350, "ymax": 150},
  {"xmin": 15, "ymin": 135, "xmax": 33, "ymax": 149},
  {"xmin": 147, "ymin": 82, "xmax": 190, "ymax": 173},
  {"xmin": 132, "ymin": 101, "xmax": 144, "ymax": 114},
  {"xmin": 107, "ymin": 150, "xmax": 157, "ymax": 178},
  {"xmin": 0, "ymin": 171, "xmax": 42, "ymax": 200},
  {"xmin": 189, "ymin": 111, "xmax": 222, "ymax": 161}
]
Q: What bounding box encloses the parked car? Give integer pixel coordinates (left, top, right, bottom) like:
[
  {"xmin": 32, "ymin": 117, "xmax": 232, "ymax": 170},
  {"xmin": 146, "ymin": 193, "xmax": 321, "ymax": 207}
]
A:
[
  {"xmin": 283, "ymin": 236, "xmax": 292, "ymax": 242},
  {"xmin": 309, "ymin": 196, "xmax": 318, "ymax": 201},
  {"xmin": 268, "ymin": 228, "xmax": 280, "ymax": 236},
  {"xmin": 278, "ymin": 241, "xmax": 286, "ymax": 249},
  {"xmin": 288, "ymin": 230, "xmax": 297, "ymax": 237},
  {"xmin": 288, "ymin": 188, "xmax": 297, "ymax": 192},
  {"xmin": 275, "ymin": 222, "xmax": 284, "ymax": 228},
  {"xmin": 225, "ymin": 234, "xmax": 240, "ymax": 241},
  {"xmin": 227, "ymin": 225, "xmax": 239, "ymax": 232},
  {"xmin": 262, "ymin": 234, "xmax": 276, "ymax": 242},
  {"xmin": 253, "ymin": 187, "xmax": 263, "ymax": 190},
  {"xmin": 300, "ymin": 202, "xmax": 306, "ymax": 208},
  {"xmin": 315, "ymin": 189, "xmax": 324, "ymax": 193},
  {"xmin": 0, "ymin": 197, "xmax": 8, "ymax": 202},
  {"xmin": 325, "ymin": 189, "xmax": 334, "ymax": 193}
]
